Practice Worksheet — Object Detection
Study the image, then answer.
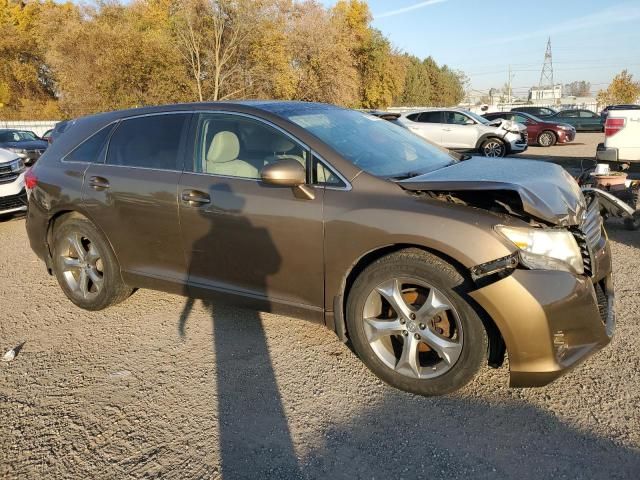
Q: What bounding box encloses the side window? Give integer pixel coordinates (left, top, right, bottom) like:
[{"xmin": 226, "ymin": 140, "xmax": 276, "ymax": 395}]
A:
[
  {"xmin": 65, "ymin": 124, "xmax": 115, "ymax": 163},
  {"xmin": 406, "ymin": 113, "xmax": 420, "ymax": 121},
  {"xmin": 193, "ymin": 113, "xmax": 308, "ymax": 180},
  {"xmin": 444, "ymin": 112, "xmax": 471, "ymax": 125},
  {"xmin": 513, "ymin": 114, "xmax": 529, "ymax": 123},
  {"xmin": 580, "ymin": 111, "xmax": 596, "ymax": 118},
  {"xmin": 417, "ymin": 111, "xmax": 442, "ymax": 123},
  {"xmin": 563, "ymin": 110, "xmax": 578, "ymax": 117},
  {"xmin": 313, "ymin": 156, "xmax": 345, "ymax": 187},
  {"xmin": 106, "ymin": 114, "xmax": 189, "ymax": 170}
]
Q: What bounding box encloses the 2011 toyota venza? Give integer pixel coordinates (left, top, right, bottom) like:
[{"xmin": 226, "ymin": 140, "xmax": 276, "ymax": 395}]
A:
[{"xmin": 26, "ymin": 102, "xmax": 614, "ymax": 396}]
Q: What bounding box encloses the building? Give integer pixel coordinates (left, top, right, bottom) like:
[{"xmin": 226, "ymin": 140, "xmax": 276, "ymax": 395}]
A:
[{"xmin": 528, "ymin": 84, "xmax": 562, "ymax": 103}]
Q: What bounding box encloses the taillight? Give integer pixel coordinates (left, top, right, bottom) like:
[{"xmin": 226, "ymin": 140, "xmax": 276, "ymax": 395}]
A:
[
  {"xmin": 605, "ymin": 117, "xmax": 625, "ymax": 137},
  {"xmin": 24, "ymin": 168, "xmax": 37, "ymax": 190}
]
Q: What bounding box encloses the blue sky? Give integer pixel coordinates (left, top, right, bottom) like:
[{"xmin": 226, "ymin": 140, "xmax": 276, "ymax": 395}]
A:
[{"xmin": 321, "ymin": 0, "xmax": 640, "ymax": 96}]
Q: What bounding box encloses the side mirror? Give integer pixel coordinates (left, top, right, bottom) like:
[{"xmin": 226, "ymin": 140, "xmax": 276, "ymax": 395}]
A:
[
  {"xmin": 464, "ymin": 119, "xmax": 475, "ymax": 125},
  {"xmin": 261, "ymin": 159, "xmax": 314, "ymax": 199}
]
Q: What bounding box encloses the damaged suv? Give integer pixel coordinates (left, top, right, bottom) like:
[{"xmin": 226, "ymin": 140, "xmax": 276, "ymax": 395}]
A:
[{"xmin": 26, "ymin": 102, "xmax": 614, "ymax": 396}]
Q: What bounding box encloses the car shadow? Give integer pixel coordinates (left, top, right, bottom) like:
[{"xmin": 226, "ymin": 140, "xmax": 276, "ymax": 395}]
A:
[{"xmin": 302, "ymin": 392, "xmax": 640, "ymax": 478}]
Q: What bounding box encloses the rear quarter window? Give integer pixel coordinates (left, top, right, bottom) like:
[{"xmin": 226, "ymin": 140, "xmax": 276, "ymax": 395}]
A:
[
  {"xmin": 64, "ymin": 124, "xmax": 116, "ymax": 163},
  {"xmin": 106, "ymin": 114, "xmax": 190, "ymax": 170}
]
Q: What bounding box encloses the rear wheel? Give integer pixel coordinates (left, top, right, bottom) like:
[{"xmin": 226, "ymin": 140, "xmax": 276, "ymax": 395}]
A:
[
  {"xmin": 52, "ymin": 216, "xmax": 133, "ymax": 310},
  {"xmin": 538, "ymin": 131, "xmax": 556, "ymax": 147},
  {"xmin": 480, "ymin": 138, "xmax": 506, "ymax": 157},
  {"xmin": 346, "ymin": 249, "xmax": 487, "ymax": 396}
]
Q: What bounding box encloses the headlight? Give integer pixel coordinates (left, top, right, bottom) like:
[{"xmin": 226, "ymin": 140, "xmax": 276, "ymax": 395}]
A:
[
  {"xmin": 7, "ymin": 147, "xmax": 27, "ymax": 155},
  {"xmin": 9, "ymin": 158, "xmax": 26, "ymax": 173},
  {"xmin": 496, "ymin": 225, "xmax": 584, "ymax": 275}
]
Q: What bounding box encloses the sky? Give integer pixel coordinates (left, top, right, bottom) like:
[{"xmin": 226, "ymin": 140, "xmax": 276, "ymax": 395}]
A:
[{"xmin": 321, "ymin": 0, "xmax": 640, "ymax": 97}]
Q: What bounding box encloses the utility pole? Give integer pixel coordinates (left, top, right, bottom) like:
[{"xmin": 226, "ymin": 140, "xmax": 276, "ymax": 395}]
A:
[{"xmin": 507, "ymin": 65, "xmax": 516, "ymax": 104}]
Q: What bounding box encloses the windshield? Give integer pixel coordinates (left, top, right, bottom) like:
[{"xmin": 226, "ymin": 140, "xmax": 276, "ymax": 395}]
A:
[
  {"xmin": 465, "ymin": 111, "xmax": 490, "ymax": 125},
  {"xmin": 0, "ymin": 130, "xmax": 39, "ymax": 142},
  {"xmin": 284, "ymin": 109, "xmax": 457, "ymax": 178}
]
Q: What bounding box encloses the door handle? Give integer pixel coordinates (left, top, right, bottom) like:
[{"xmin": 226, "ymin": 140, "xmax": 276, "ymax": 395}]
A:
[
  {"xmin": 89, "ymin": 176, "xmax": 110, "ymax": 190},
  {"xmin": 181, "ymin": 189, "xmax": 210, "ymax": 206}
]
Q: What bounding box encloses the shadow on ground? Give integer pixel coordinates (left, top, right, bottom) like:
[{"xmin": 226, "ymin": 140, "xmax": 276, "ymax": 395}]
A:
[{"xmin": 179, "ymin": 300, "xmax": 640, "ymax": 480}]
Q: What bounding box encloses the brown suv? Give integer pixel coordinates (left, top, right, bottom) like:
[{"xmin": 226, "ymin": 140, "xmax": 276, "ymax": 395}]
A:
[{"xmin": 26, "ymin": 102, "xmax": 614, "ymax": 396}]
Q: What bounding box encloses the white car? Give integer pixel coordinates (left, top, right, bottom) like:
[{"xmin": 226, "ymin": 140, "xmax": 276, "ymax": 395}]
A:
[
  {"xmin": 596, "ymin": 108, "xmax": 640, "ymax": 164},
  {"xmin": 0, "ymin": 148, "xmax": 28, "ymax": 216},
  {"xmin": 395, "ymin": 108, "xmax": 528, "ymax": 157}
]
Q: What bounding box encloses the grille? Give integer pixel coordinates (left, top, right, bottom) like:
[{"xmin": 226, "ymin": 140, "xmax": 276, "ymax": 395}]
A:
[
  {"xmin": 572, "ymin": 197, "xmax": 603, "ymax": 277},
  {"xmin": 0, "ymin": 191, "xmax": 27, "ymax": 211},
  {"xmin": 0, "ymin": 164, "xmax": 18, "ymax": 184},
  {"xmin": 594, "ymin": 281, "xmax": 608, "ymax": 326}
]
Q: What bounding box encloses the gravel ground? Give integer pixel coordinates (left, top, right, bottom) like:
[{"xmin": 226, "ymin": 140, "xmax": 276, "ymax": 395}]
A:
[{"xmin": 1, "ymin": 134, "xmax": 639, "ymax": 478}]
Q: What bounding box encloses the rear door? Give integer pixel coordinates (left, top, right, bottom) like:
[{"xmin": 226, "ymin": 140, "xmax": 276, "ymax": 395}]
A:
[
  {"xmin": 579, "ymin": 110, "xmax": 602, "ymax": 131},
  {"xmin": 82, "ymin": 113, "xmax": 191, "ymax": 289},
  {"xmin": 403, "ymin": 111, "xmax": 443, "ymax": 144},
  {"xmin": 178, "ymin": 112, "xmax": 325, "ymax": 313},
  {"xmin": 441, "ymin": 111, "xmax": 478, "ymax": 149}
]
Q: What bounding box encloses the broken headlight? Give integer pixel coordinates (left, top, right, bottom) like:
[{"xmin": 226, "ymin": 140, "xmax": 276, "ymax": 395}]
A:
[{"xmin": 495, "ymin": 225, "xmax": 584, "ymax": 275}]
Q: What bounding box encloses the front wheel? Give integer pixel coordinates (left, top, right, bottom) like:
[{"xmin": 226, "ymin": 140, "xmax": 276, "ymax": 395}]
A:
[
  {"xmin": 52, "ymin": 216, "xmax": 133, "ymax": 310},
  {"xmin": 346, "ymin": 249, "xmax": 487, "ymax": 396},
  {"xmin": 538, "ymin": 131, "xmax": 556, "ymax": 147},
  {"xmin": 480, "ymin": 138, "xmax": 506, "ymax": 157}
]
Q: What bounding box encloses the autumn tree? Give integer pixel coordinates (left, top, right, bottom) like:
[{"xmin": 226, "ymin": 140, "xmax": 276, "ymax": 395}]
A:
[
  {"xmin": 0, "ymin": 0, "xmax": 60, "ymax": 119},
  {"xmin": 597, "ymin": 70, "xmax": 640, "ymax": 106}
]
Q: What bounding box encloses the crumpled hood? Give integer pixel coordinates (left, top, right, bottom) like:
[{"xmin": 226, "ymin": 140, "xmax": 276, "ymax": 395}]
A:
[{"xmin": 399, "ymin": 157, "xmax": 586, "ymax": 226}]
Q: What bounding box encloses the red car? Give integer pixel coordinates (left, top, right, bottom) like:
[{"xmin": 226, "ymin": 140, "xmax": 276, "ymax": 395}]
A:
[{"xmin": 483, "ymin": 111, "xmax": 576, "ymax": 147}]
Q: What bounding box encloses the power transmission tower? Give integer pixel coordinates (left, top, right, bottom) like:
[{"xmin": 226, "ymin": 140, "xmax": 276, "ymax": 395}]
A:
[{"xmin": 538, "ymin": 37, "xmax": 555, "ymax": 101}]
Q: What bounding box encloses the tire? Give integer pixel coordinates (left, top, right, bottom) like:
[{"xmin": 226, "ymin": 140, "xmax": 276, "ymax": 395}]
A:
[
  {"xmin": 624, "ymin": 189, "xmax": 640, "ymax": 230},
  {"xmin": 537, "ymin": 131, "xmax": 556, "ymax": 147},
  {"xmin": 480, "ymin": 138, "xmax": 506, "ymax": 157},
  {"xmin": 346, "ymin": 249, "xmax": 487, "ymax": 396},
  {"xmin": 52, "ymin": 216, "xmax": 133, "ymax": 310}
]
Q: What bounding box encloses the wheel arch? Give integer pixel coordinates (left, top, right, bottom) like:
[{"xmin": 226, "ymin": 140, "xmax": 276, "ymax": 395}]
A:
[
  {"xmin": 335, "ymin": 243, "xmax": 506, "ymax": 368},
  {"xmin": 475, "ymin": 133, "xmax": 506, "ymax": 150},
  {"xmin": 45, "ymin": 208, "xmax": 120, "ymax": 276}
]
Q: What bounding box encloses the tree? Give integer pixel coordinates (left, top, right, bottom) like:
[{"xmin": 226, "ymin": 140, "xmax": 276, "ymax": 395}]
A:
[
  {"xmin": 395, "ymin": 55, "xmax": 430, "ymax": 106},
  {"xmin": 597, "ymin": 70, "xmax": 640, "ymax": 106},
  {"xmin": 0, "ymin": 0, "xmax": 60, "ymax": 118},
  {"xmin": 563, "ymin": 80, "xmax": 590, "ymax": 97}
]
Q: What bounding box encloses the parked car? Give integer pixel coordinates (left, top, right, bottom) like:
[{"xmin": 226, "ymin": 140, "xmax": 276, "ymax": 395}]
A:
[
  {"xmin": 0, "ymin": 148, "xmax": 28, "ymax": 216},
  {"xmin": 483, "ymin": 111, "xmax": 576, "ymax": 147},
  {"xmin": 0, "ymin": 129, "xmax": 48, "ymax": 165},
  {"xmin": 511, "ymin": 106, "xmax": 558, "ymax": 117},
  {"xmin": 26, "ymin": 101, "xmax": 614, "ymax": 396},
  {"xmin": 597, "ymin": 107, "xmax": 640, "ymax": 165},
  {"xmin": 600, "ymin": 104, "xmax": 640, "ymax": 120},
  {"xmin": 395, "ymin": 108, "xmax": 528, "ymax": 157},
  {"xmin": 547, "ymin": 109, "xmax": 604, "ymax": 132},
  {"xmin": 42, "ymin": 128, "xmax": 54, "ymax": 143}
]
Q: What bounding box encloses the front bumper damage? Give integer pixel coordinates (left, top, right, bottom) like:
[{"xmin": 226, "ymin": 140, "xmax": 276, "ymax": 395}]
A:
[{"xmin": 469, "ymin": 240, "xmax": 614, "ymax": 388}]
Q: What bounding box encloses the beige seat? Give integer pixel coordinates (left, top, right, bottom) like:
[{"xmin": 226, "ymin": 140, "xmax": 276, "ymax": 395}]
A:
[{"xmin": 206, "ymin": 131, "xmax": 259, "ymax": 178}]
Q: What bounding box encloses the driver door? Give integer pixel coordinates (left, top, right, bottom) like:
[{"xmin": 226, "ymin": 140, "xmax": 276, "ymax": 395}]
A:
[{"xmin": 178, "ymin": 112, "xmax": 325, "ymax": 315}]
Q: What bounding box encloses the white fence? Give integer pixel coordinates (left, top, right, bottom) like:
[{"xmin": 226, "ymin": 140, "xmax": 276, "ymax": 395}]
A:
[{"xmin": 0, "ymin": 120, "xmax": 60, "ymax": 137}]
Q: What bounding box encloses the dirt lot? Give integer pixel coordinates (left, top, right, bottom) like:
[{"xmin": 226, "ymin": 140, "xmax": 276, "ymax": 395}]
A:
[{"xmin": 1, "ymin": 135, "xmax": 639, "ymax": 479}]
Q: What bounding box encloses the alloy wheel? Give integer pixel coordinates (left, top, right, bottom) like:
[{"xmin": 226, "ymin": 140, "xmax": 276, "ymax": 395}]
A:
[
  {"xmin": 539, "ymin": 132, "xmax": 554, "ymax": 147},
  {"xmin": 483, "ymin": 141, "xmax": 504, "ymax": 157},
  {"xmin": 59, "ymin": 232, "xmax": 104, "ymax": 299},
  {"xmin": 362, "ymin": 277, "xmax": 463, "ymax": 379}
]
